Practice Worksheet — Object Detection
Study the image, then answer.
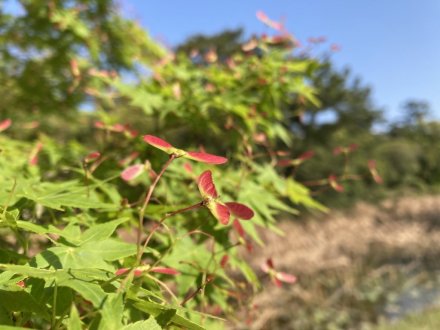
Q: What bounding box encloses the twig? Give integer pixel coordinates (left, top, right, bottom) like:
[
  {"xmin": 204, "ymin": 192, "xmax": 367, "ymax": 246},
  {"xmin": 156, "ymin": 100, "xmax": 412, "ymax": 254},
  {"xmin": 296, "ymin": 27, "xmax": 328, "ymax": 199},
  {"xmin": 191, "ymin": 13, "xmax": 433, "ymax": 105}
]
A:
[{"xmin": 136, "ymin": 154, "xmax": 176, "ymax": 262}]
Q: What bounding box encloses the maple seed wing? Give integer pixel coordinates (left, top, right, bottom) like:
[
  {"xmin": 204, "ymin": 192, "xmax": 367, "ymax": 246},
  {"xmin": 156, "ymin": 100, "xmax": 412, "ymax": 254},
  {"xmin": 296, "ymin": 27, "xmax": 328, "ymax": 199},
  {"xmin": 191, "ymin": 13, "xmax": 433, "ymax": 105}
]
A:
[
  {"xmin": 220, "ymin": 255, "xmax": 229, "ymax": 268},
  {"xmin": 232, "ymin": 219, "xmax": 246, "ymax": 238},
  {"xmin": 150, "ymin": 267, "xmax": 181, "ymax": 275},
  {"xmin": 298, "ymin": 150, "xmax": 315, "ymax": 161},
  {"xmin": 276, "ymin": 272, "xmax": 297, "ymax": 284},
  {"xmin": 115, "ymin": 268, "xmax": 129, "ymax": 276},
  {"xmin": 84, "ymin": 151, "xmax": 100, "ymax": 163},
  {"xmin": 121, "ymin": 164, "xmax": 144, "ymax": 181},
  {"xmin": 0, "ymin": 119, "xmax": 12, "ymax": 132},
  {"xmin": 143, "ymin": 135, "xmax": 174, "ymax": 154},
  {"xmin": 197, "ymin": 170, "xmax": 218, "ymax": 199},
  {"xmin": 328, "ymin": 175, "xmax": 344, "ymax": 192},
  {"xmin": 273, "ymin": 277, "xmax": 283, "ymax": 287},
  {"xmin": 225, "ymin": 202, "xmax": 254, "ymax": 220},
  {"xmin": 208, "ymin": 202, "xmax": 230, "ymax": 225},
  {"xmin": 115, "ymin": 268, "xmax": 143, "ymax": 277},
  {"xmin": 185, "ymin": 151, "xmax": 228, "ymax": 164},
  {"xmin": 261, "ymin": 263, "xmax": 270, "ymax": 274},
  {"xmin": 266, "ymin": 258, "xmax": 275, "ymax": 270}
]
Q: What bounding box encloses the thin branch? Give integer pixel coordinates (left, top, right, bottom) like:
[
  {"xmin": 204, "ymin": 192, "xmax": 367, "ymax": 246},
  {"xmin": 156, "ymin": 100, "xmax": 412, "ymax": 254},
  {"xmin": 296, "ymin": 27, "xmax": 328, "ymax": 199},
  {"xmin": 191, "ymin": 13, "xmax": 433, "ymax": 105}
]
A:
[{"xmin": 136, "ymin": 154, "xmax": 176, "ymax": 262}]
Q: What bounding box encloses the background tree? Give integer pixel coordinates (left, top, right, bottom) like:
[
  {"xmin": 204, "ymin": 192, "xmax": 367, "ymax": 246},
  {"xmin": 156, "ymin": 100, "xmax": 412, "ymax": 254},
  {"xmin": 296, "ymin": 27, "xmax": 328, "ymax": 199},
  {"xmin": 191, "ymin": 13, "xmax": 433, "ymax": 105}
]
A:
[
  {"xmin": 0, "ymin": 0, "xmax": 165, "ymax": 120},
  {"xmin": 176, "ymin": 28, "xmax": 244, "ymax": 60}
]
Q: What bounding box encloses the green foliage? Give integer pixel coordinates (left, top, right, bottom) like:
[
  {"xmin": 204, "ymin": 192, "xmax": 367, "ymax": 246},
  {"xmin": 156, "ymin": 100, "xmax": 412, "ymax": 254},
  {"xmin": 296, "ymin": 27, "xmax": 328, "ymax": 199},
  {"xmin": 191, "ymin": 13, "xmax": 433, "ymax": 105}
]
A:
[
  {"xmin": 0, "ymin": 1, "xmax": 326, "ymax": 329},
  {"xmin": 176, "ymin": 28, "xmax": 245, "ymax": 60}
]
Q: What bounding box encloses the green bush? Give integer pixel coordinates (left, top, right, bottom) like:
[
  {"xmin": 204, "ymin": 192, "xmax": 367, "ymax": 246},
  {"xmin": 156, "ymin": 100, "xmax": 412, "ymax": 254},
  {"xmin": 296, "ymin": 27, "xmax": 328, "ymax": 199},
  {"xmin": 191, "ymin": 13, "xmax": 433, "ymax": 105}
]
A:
[{"xmin": 0, "ymin": 1, "xmax": 326, "ymax": 328}]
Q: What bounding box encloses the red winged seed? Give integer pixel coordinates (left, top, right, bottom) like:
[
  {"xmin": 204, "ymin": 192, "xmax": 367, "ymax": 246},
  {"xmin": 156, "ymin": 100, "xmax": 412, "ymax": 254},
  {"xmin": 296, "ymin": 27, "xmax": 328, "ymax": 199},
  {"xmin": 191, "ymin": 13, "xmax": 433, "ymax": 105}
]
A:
[
  {"xmin": 0, "ymin": 119, "xmax": 12, "ymax": 132},
  {"xmin": 197, "ymin": 170, "xmax": 218, "ymax": 199},
  {"xmin": 94, "ymin": 121, "xmax": 105, "ymax": 129},
  {"xmin": 185, "ymin": 151, "xmax": 227, "ymax": 164},
  {"xmin": 84, "ymin": 151, "xmax": 100, "ymax": 163},
  {"xmin": 368, "ymin": 160, "xmax": 377, "ymax": 170},
  {"xmin": 29, "ymin": 142, "xmax": 43, "ymax": 166},
  {"xmin": 298, "ymin": 150, "xmax": 315, "ymax": 161},
  {"xmin": 225, "ymin": 202, "xmax": 254, "ymax": 220},
  {"xmin": 261, "ymin": 258, "xmax": 297, "ymax": 286},
  {"xmin": 276, "ymin": 272, "xmax": 297, "ymax": 284},
  {"xmin": 232, "ymin": 219, "xmax": 246, "ymax": 238},
  {"xmin": 143, "ymin": 135, "xmax": 174, "ymax": 153},
  {"xmin": 212, "ymin": 202, "xmax": 230, "ymax": 225},
  {"xmin": 368, "ymin": 160, "xmax": 383, "ymax": 184},
  {"xmin": 16, "ymin": 280, "xmax": 26, "ymax": 288},
  {"xmin": 112, "ymin": 123, "xmax": 125, "ymax": 133},
  {"xmin": 144, "ymin": 135, "xmax": 227, "ymax": 164},
  {"xmin": 328, "ymin": 174, "xmax": 344, "ymax": 192},
  {"xmin": 220, "ymin": 255, "xmax": 229, "ymax": 268},
  {"xmin": 121, "ymin": 164, "xmax": 144, "ymax": 181},
  {"xmin": 115, "ymin": 268, "xmax": 143, "ymax": 277},
  {"xmin": 150, "ymin": 267, "xmax": 180, "ymax": 275},
  {"xmin": 196, "ymin": 171, "xmax": 231, "ymax": 225},
  {"xmin": 276, "ymin": 159, "xmax": 293, "ymax": 167},
  {"xmin": 266, "ymin": 258, "xmax": 275, "ymax": 270},
  {"xmin": 274, "ymin": 277, "xmax": 283, "ymax": 287},
  {"xmin": 183, "ymin": 162, "xmax": 193, "ymax": 174}
]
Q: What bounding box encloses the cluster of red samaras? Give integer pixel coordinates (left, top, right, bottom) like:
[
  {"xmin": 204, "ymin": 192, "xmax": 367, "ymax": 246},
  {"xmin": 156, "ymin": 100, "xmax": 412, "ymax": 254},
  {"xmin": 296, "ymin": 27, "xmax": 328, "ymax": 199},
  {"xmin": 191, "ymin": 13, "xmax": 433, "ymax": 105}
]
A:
[
  {"xmin": 115, "ymin": 266, "xmax": 180, "ymax": 277},
  {"xmin": 277, "ymin": 143, "xmax": 383, "ymax": 192},
  {"xmin": 198, "ymin": 170, "xmax": 254, "ymax": 225},
  {"xmin": 122, "ymin": 135, "xmax": 254, "ymax": 226},
  {"xmin": 94, "ymin": 121, "xmax": 138, "ymax": 138},
  {"xmin": 261, "ymin": 258, "xmax": 297, "ymax": 287}
]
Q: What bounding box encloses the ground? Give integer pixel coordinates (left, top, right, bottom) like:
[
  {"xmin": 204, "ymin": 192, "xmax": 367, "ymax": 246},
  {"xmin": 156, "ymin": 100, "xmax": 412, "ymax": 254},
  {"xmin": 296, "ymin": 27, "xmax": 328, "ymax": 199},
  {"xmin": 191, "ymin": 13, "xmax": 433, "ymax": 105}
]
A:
[{"xmin": 240, "ymin": 195, "xmax": 440, "ymax": 330}]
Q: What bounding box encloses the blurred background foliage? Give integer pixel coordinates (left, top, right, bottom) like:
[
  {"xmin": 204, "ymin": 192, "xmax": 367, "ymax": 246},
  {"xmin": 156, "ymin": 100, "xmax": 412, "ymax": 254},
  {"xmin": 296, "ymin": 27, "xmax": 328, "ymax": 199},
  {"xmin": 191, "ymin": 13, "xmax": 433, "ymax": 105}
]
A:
[{"xmin": 2, "ymin": 1, "xmax": 439, "ymax": 207}]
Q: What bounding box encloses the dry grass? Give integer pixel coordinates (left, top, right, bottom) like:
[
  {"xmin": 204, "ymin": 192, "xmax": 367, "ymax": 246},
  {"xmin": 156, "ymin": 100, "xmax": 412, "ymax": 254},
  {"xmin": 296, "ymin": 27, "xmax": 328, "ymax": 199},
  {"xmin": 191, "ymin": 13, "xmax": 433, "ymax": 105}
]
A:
[
  {"xmin": 249, "ymin": 195, "xmax": 440, "ymax": 275},
  {"xmin": 237, "ymin": 195, "xmax": 440, "ymax": 330}
]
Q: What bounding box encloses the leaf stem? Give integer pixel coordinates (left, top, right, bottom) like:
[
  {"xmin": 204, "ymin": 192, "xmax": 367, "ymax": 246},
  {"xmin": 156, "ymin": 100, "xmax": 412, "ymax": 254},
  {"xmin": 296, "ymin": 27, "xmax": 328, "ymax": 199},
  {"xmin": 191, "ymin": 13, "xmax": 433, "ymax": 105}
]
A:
[
  {"xmin": 2, "ymin": 178, "xmax": 17, "ymax": 216},
  {"xmin": 145, "ymin": 273, "xmax": 179, "ymax": 303},
  {"xmin": 136, "ymin": 154, "xmax": 176, "ymax": 263},
  {"xmin": 138, "ymin": 201, "xmax": 203, "ymax": 264},
  {"xmin": 51, "ymin": 281, "xmax": 58, "ymax": 329}
]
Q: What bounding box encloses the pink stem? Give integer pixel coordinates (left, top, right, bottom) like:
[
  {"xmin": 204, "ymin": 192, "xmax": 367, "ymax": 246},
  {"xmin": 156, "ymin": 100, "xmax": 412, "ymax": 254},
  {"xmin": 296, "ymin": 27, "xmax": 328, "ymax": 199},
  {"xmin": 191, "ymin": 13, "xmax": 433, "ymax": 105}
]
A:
[
  {"xmin": 136, "ymin": 154, "xmax": 176, "ymax": 262},
  {"xmin": 140, "ymin": 202, "xmax": 203, "ymax": 259}
]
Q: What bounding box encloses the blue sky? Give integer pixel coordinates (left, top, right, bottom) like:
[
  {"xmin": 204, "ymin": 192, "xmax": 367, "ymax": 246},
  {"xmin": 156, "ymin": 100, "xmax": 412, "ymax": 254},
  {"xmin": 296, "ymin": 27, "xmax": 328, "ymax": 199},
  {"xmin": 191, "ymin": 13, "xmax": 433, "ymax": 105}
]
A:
[{"xmin": 121, "ymin": 0, "xmax": 440, "ymax": 122}]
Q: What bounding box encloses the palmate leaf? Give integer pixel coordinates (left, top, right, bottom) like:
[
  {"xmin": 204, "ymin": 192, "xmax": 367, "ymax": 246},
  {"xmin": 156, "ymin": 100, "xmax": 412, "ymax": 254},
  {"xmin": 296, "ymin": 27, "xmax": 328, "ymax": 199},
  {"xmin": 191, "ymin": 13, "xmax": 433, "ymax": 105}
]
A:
[
  {"xmin": 122, "ymin": 317, "xmax": 162, "ymax": 330},
  {"xmin": 0, "ymin": 306, "xmax": 13, "ymax": 326},
  {"xmin": 0, "ymin": 264, "xmax": 113, "ymax": 282},
  {"xmin": 113, "ymin": 81, "xmax": 163, "ymax": 115},
  {"xmin": 67, "ymin": 304, "xmax": 83, "ymax": 330},
  {"xmin": 74, "ymin": 218, "xmax": 130, "ymax": 245},
  {"xmin": 130, "ymin": 300, "xmax": 205, "ymax": 330},
  {"xmin": 61, "ymin": 279, "xmax": 107, "ymax": 308},
  {"xmin": 33, "ymin": 239, "xmax": 138, "ymax": 270},
  {"xmin": 98, "ymin": 293, "xmax": 124, "ymax": 330},
  {"xmin": 286, "ymin": 178, "xmax": 328, "ymax": 212},
  {"xmin": 197, "ymin": 171, "xmax": 218, "ymax": 199},
  {"xmin": 0, "ymin": 289, "xmax": 51, "ymax": 320},
  {"xmin": 16, "ymin": 217, "xmax": 130, "ymax": 246},
  {"xmin": 0, "ymin": 209, "xmax": 19, "ymax": 228},
  {"xmin": 17, "ymin": 180, "xmax": 117, "ymax": 211},
  {"xmin": 0, "ymin": 264, "xmax": 111, "ymax": 308},
  {"xmin": 51, "ymin": 9, "xmax": 90, "ymax": 39}
]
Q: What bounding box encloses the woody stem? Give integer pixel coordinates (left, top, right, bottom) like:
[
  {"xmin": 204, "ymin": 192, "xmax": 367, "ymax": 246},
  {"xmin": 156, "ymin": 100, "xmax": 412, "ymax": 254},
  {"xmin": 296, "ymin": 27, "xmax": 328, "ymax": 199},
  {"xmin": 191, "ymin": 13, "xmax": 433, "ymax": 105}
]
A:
[
  {"xmin": 139, "ymin": 201, "xmax": 204, "ymax": 261},
  {"xmin": 136, "ymin": 154, "xmax": 176, "ymax": 263}
]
